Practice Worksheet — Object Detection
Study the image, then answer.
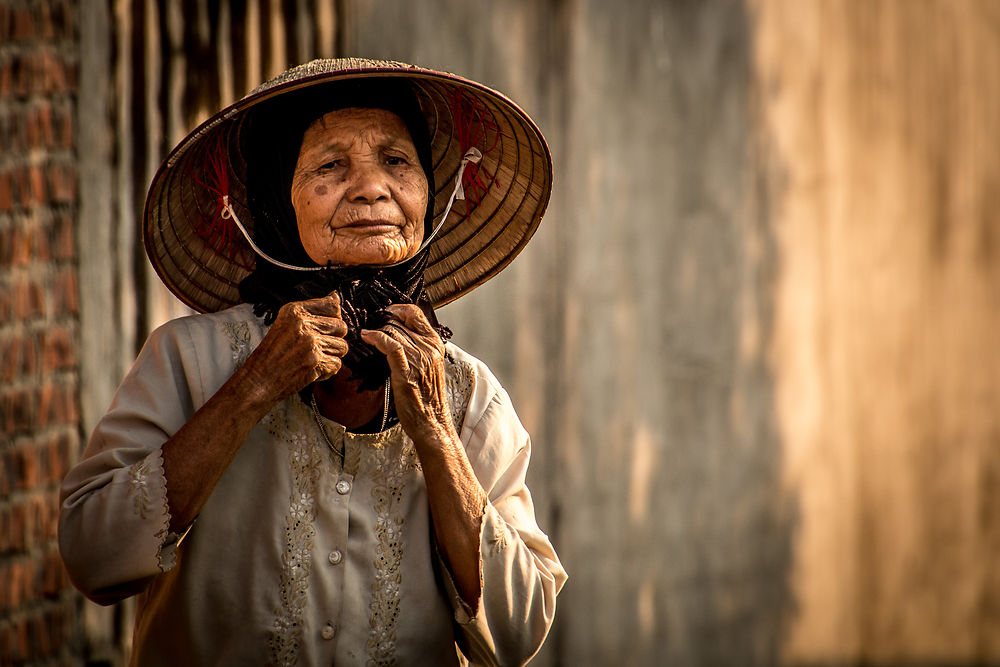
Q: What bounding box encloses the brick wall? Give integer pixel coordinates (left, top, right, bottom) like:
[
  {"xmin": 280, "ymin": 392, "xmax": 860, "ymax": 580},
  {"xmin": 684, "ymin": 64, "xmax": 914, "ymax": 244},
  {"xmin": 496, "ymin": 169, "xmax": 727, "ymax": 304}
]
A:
[{"xmin": 0, "ymin": 1, "xmax": 83, "ymax": 664}]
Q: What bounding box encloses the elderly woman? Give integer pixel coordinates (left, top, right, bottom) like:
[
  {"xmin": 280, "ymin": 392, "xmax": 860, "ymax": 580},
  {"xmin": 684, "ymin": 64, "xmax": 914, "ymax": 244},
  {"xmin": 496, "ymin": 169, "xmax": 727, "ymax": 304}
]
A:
[{"xmin": 59, "ymin": 59, "xmax": 566, "ymax": 666}]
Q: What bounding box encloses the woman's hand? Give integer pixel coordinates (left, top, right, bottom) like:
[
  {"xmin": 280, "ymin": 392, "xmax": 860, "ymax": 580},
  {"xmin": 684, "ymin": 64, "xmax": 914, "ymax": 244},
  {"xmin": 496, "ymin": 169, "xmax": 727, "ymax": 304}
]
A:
[
  {"xmin": 160, "ymin": 292, "xmax": 347, "ymax": 532},
  {"xmin": 241, "ymin": 292, "xmax": 349, "ymax": 405},
  {"xmin": 362, "ymin": 306, "xmax": 487, "ymax": 609},
  {"xmin": 360, "ymin": 304, "xmax": 453, "ymax": 441}
]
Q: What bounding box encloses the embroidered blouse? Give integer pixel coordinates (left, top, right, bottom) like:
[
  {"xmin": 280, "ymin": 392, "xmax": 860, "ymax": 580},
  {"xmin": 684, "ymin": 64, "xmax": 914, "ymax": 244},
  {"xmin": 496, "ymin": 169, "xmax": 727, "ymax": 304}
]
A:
[{"xmin": 58, "ymin": 304, "xmax": 566, "ymax": 666}]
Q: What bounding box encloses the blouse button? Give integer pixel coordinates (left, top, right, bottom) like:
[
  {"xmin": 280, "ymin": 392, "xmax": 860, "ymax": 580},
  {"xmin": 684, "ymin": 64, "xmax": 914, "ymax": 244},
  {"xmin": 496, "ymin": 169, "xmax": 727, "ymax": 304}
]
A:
[
  {"xmin": 321, "ymin": 623, "xmax": 336, "ymax": 640},
  {"xmin": 335, "ymin": 480, "xmax": 351, "ymax": 495},
  {"xmin": 328, "ymin": 549, "xmax": 343, "ymax": 565}
]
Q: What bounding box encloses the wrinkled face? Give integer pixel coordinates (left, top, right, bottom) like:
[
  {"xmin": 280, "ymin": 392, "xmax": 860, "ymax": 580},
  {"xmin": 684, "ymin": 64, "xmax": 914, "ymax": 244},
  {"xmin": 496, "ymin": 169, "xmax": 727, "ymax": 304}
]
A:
[{"xmin": 290, "ymin": 108, "xmax": 428, "ymax": 266}]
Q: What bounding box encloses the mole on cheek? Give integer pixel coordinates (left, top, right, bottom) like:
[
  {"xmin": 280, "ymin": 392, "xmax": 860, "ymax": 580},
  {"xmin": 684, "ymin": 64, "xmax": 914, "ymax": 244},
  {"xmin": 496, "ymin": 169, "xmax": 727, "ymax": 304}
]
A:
[{"xmin": 314, "ymin": 184, "xmax": 328, "ymax": 195}]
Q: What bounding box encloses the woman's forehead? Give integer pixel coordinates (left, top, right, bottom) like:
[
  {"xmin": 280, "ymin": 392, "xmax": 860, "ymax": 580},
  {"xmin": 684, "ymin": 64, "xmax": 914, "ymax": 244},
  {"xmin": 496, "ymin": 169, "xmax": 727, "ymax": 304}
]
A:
[{"xmin": 303, "ymin": 107, "xmax": 415, "ymax": 148}]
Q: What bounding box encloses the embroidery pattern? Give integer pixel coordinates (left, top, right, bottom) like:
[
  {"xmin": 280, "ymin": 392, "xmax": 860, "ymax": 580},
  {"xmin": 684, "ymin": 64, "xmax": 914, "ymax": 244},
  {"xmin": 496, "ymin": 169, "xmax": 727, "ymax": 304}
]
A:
[
  {"xmin": 127, "ymin": 458, "xmax": 153, "ymax": 519},
  {"xmin": 362, "ymin": 356, "xmax": 475, "ymax": 662},
  {"xmin": 128, "ymin": 452, "xmax": 175, "ymax": 571},
  {"xmin": 445, "ymin": 356, "xmax": 475, "ymax": 431},
  {"xmin": 365, "ymin": 431, "xmax": 414, "ymax": 666},
  {"xmin": 267, "ymin": 403, "xmax": 324, "ymax": 667},
  {"xmin": 489, "ymin": 523, "xmax": 509, "ymax": 555},
  {"xmin": 219, "ymin": 320, "xmax": 253, "ymax": 367}
]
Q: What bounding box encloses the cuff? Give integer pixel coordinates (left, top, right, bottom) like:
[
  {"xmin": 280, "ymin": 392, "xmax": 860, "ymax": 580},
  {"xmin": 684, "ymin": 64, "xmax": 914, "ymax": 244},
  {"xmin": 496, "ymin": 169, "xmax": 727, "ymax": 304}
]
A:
[{"xmin": 126, "ymin": 448, "xmax": 181, "ymax": 572}]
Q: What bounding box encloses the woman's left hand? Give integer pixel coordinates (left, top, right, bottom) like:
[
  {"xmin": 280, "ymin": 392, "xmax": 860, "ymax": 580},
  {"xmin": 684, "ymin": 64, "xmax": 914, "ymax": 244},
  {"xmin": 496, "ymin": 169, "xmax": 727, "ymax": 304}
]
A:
[
  {"xmin": 360, "ymin": 304, "xmax": 453, "ymax": 443},
  {"xmin": 362, "ymin": 304, "xmax": 487, "ymax": 609}
]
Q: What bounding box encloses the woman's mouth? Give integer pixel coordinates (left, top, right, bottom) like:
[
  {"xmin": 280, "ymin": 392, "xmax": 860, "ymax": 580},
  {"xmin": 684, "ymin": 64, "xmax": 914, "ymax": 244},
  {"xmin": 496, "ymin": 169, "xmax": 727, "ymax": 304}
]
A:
[{"xmin": 343, "ymin": 218, "xmax": 397, "ymax": 230}]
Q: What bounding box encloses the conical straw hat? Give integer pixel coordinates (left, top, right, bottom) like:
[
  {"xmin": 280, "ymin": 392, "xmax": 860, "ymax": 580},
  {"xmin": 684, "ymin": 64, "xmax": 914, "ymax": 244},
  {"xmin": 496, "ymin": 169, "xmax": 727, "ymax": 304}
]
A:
[{"xmin": 143, "ymin": 57, "xmax": 553, "ymax": 313}]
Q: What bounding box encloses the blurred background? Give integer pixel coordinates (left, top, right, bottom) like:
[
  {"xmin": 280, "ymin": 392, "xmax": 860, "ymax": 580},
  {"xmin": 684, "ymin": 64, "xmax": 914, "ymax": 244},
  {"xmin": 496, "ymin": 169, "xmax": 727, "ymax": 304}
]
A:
[{"xmin": 2, "ymin": 0, "xmax": 999, "ymax": 665}]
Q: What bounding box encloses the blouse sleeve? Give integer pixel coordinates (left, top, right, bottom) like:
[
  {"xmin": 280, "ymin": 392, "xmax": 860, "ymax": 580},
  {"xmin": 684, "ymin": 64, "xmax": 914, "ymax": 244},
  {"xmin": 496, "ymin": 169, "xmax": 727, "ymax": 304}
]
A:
[
  {"xmin": 439, "ymin": 384, "xmax": 568, "ymax": 667},
  {"xmin": 58, "ymin": 319, "xmax": 204, "ymax": 605}
]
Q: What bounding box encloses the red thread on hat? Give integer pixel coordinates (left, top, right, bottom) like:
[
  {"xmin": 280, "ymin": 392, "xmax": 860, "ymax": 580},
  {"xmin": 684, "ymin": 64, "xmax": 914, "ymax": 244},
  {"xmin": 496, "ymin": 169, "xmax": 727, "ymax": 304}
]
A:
[
  {"xmin": 447, "ymin": 89, "xmax": 500, "ymax": 210},
  {"xmin": 189, "ymin": 134, "xmax": 254, "ymax": 270}
]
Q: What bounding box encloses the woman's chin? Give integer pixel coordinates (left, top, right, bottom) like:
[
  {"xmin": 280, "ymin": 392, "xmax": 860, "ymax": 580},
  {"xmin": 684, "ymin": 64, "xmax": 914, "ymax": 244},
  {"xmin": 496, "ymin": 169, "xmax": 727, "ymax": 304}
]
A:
[{"xmin": 311, "ymin": 238, "xmax": 419, "ymax": 267}]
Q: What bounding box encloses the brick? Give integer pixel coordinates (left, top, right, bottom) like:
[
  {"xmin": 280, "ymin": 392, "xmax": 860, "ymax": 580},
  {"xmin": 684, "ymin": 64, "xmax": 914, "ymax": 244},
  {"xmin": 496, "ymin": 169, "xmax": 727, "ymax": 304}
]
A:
[
  {"xmin": 42, "ymin": 326, "xmax": 75, "ymax": 372},
  {"xmin": 28, "ymin": 164, "xmax": 46, "ymax": 206},
  {"xmin": 54, "ymin": 1, "xmax": 75, "ymax": 41},
  {"xmin": 46, "ymin": 432, "xmax": 74, "ymax": 483},
  {"xmin": 37, "ymin": 4, "xmax": 54, "ymax": 41},
  {"xmin": 0, "ymin": 338, "xmax": 15, "ymax": 381},
  {"xmin": 39, "ymin": 550, "xmax": 67, "ymax": 598},
  {"xmin": 0, "ymin": 5, "xmax": 10, "ymax": 42},
  {"xmin": 0, "ymin": 450, "xmax": 11, "ymax": 496},
  {"xmin": 5, "ymin": 501, "xmax": 27, "ymax": 554},
  {"xmin": 12, "ymin": 277, "xmax": 46, "ymax": 319},
  {"xmin": 38, "ymin": 105, "xmax": 54, "ymax": 148},
  {"xmin": 15, "ymin": 614, "xmax": 28, "ymax": 659},
  {"xmin": 56, "ymin": 431, "xmax": 75, "ymax": 478},
  {"xmin": 0, "ymin": 109, "xmax": 11, "ymax": 153},
  {"xmin": 0, "ymin": 58, "xmax": 12, "ymax": 98},
  {"xmin": 25, "ymin": 496, "xmax": 44, "ymax": 549},
  {"xmin": 0, "ymin": 335, "xmax": 35, "ymax": 382},
  {"xmin": 12, "ymin": 443, "xmax": 39, "ymax": 490},
  {"xmin": 56, "ymin": 106, "xmax": 72, "ymax": 149},
  {"xmin": 0, "ymin": 287, "xmax": 10, "ymax": 322},
  {"xmin": 36, "ymin": 381, "xmax": 78, "ymax": 430},
  {"xmin": 31, "ymin": 220, "xmax": 51, "ymax": 261},
  {"xmin": 13, "ymin": 53, "xmax": 28, "ymax": 97},
  {"xmin": 14, "ymin": 166, "xmax": 29, "ymax": 209},
  {"xmin": 0, "ymin": 170, "xmax": 13, "ymax": 211},
  {"xmin": 50, "ymin": 212, "xmax": 74, "ymax": 260},
  {"xmin": 51, "ymin": 268, "xmax": 77, "ymax": 315},
  {"xmin": 7, "ymin": 224, "xmax": 32, "ymax": 266},
  {"xmin": 30, "ymin": 51, "xmax": 73, "ymax": 96},
  {"xmin": 13, "ymin": 8, "xmax": 36, "ymax": 41},
  {"xmin": 25, "ymin": 106, "xmax": 41, "ymax": 148},
  {"xmin": 47, "ymin": 163, "xmax": 75, "ymax": 204},
  {"xmin": 1, "ymin": 387, "xmax": 34, "ymax": 437},
  {"xmin": 0, "ymin": 560, "xmax": 28, "ymax": 611},
  {"xmin": 0, "ymin": 622, "xmax": 12, "ymax": 660}
]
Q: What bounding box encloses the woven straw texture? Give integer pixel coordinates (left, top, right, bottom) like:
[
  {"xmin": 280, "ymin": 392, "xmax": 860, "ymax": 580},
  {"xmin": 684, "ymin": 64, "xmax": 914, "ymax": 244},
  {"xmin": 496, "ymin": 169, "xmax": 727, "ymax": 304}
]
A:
[{"xmin": 143, "ymin": 58, "xmax": 552, "ymax": 313}]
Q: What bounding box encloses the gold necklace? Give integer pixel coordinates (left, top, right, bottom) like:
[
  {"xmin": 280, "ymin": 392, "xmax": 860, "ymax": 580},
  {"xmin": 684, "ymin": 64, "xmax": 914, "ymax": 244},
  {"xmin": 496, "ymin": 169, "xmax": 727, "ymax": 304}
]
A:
[{"xmin": 309, "ymin": 379, "xmax": 391, "ymax": 465}]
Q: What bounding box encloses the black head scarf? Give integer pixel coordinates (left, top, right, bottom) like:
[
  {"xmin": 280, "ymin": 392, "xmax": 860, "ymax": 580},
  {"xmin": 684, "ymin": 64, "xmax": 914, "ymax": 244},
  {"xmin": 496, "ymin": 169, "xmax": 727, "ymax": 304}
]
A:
[{"xmin": 237, "ymin": 79, "xmax": 451, "ymax": 392}]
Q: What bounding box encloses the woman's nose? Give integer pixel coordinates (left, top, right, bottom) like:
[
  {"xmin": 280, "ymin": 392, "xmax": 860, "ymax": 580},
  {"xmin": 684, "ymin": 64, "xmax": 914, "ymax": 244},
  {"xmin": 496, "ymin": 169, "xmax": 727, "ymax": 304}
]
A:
[{"xmin": 345, "ymin": 160, "xmax": 391, "ymax": 203}]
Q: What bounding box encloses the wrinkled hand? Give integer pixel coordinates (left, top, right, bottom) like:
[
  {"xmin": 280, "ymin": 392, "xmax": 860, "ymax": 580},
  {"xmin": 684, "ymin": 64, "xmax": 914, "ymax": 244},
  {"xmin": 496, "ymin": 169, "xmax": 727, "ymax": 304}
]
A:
[
  {"xmin": 360, "ymin": 304, "xmax": 453, "ymax": 442},
  {"xmin": 242, "ymin": 292, "xmax": 348, "ymax": 403}
]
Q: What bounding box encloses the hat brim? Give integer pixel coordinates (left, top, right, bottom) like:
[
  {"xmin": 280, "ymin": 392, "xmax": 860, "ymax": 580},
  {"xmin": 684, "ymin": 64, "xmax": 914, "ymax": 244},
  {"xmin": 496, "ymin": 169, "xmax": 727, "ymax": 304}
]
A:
[{"xmin": 143, "ymin": 58, "xmax": 552, "ymax": 313}]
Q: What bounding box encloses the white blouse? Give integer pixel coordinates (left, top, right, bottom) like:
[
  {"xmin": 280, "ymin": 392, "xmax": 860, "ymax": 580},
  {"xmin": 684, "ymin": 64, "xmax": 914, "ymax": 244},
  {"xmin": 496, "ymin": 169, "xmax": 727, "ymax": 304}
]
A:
[{"xmin": 59, "ymin": 304, "xmax": 566, "ymax": 666}]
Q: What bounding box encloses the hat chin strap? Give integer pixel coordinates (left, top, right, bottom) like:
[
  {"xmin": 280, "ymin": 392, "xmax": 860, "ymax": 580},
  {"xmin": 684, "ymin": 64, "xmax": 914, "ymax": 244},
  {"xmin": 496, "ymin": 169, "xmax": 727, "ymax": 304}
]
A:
[{"xmin": 223, "ymin": 147, "xmax": 482, "ymax": 273}]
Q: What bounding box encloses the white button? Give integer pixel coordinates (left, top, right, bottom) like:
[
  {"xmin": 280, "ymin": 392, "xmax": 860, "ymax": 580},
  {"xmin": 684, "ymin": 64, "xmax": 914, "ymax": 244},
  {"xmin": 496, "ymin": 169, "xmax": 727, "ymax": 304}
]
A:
[
  {"xmin": 321, "ymin": 623, "xmax": 336, "ymax": 640},
  {"xmin": 328, "ymin": 549, "xmax": 343, "ymax": 565},
  {"xmin": 335, "ymin": 480, "xmax": 351, "ymax": 495}
]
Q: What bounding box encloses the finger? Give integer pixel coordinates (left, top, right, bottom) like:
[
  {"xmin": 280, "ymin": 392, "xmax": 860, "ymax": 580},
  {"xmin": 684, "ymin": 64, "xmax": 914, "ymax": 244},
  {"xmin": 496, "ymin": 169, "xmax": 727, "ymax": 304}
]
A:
[
  {"xmin": 382, "ymin": 319, "xmax": 422, "ymax": 347},
  {"xmin": 316, "ymin": 335, "xmax": 349, "ymax": 358},
  {"xmin": 299, "ymin": 291, "xmax": 342, "ymax": 318},
  {"xmin": 314, "ymin": 357, "xmax": 343, "ymax": 382},
  {"xmin": 384, "ymin": 304, "xmax": 436, "ymax": 337},
  {"xmin": 310, "ymin": 316, "xmax": 348, "ymax": 338},
  {"xmin": 360, "ymin": 329, "xmax": 410, "ymax": 374}
]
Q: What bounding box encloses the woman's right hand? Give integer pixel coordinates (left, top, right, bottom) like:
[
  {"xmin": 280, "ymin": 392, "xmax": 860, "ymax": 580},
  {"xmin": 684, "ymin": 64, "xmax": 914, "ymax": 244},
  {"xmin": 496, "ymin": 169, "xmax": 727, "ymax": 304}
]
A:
[{"xmin": 240, "ymin": 292, "xmax": 349, "ymax": 404}]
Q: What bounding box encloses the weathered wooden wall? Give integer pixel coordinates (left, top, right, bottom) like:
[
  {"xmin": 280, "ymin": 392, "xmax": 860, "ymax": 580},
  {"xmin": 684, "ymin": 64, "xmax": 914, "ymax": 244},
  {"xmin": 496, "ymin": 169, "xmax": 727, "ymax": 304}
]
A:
[
  {"xmin": 754, "ymin": 1, "xmax": 1000, "ymax": 663},
  {"xmin": 343, "ymin": 1, "xmax": 793, "ymax": 664},
  {"xmin": 70, "ymin": 0, "xmax": 1000, "ymax": 665}
]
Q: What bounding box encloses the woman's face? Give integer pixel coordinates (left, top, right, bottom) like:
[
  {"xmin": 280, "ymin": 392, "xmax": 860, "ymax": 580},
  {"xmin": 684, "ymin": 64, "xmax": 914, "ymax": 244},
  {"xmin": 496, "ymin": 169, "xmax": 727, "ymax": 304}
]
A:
[{"xmin": 290, "ymin": 108, "xmax": 428, "ymax": 266}]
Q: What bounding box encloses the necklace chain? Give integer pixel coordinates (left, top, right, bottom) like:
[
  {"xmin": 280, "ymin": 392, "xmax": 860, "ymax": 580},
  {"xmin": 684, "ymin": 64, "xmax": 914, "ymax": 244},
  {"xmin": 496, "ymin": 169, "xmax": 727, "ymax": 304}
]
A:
[{"xmin": 310, "ymin": 379, "xmax": 391, "ymax": 466}]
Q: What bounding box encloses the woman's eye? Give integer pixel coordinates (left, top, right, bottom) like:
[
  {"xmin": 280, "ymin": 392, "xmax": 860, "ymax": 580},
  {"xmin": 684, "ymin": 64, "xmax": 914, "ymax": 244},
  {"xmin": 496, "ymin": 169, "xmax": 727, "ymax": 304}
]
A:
[
  {"xmin": 320, "ymin": 159, "xmax": 343, "ymax": 170},
  {"xmin": 384, "ymin": 155, "xmax": 408, "ymax": 166}
]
